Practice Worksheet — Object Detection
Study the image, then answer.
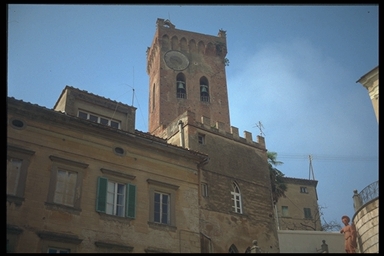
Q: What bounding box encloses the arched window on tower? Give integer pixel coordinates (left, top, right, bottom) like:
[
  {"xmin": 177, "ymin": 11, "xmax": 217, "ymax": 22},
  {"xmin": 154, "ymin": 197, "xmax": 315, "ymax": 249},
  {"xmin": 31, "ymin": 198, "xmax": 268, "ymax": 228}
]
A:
[
  {"xmin": 229, "ymin": 244, "xmax": 239, "ymax": 253},
  {"xmin": 176, "ymin": 73, "xmax": 186, "ymax": 99},
  {"xmin": 200, "ymin": 77, "xmax": 209, "ymax": 102},
  {"xmin": 231, "ymin": 182, "xmax": 242, "ymax": 214}
]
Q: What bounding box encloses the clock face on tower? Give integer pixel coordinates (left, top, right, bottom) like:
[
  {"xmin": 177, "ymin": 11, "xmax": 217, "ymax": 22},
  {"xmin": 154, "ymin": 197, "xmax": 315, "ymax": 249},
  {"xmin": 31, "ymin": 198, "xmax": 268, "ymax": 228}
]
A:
[{"xmin": 164, "ymin": 50, "xmax": 190, "ymax": 71}]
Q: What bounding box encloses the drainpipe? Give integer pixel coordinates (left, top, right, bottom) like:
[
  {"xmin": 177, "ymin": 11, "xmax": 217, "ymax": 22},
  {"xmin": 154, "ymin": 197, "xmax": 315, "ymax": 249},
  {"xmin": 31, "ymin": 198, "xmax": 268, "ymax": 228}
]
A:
[{"xmin": 178, "ymin": 120, "xmax": 185, "ymax": 148}]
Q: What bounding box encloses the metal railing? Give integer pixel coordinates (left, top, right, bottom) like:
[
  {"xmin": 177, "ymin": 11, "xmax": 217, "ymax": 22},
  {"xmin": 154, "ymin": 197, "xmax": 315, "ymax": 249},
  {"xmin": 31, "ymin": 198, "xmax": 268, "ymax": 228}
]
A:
[
  {"xmin": 200, "ymin": 96, "xmax": 210, "ymax": 102},
  {"xmin": 177, "ymin": 92, "xmax": 186, "ymax": 99},
  {"xmin": 353, "ymin": 181, "xmax": 378, "ymax": 212}
]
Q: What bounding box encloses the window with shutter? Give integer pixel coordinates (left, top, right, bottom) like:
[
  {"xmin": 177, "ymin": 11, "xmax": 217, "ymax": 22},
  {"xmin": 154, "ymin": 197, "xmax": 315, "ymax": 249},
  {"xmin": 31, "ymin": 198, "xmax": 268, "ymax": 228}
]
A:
[{"xmin": 96, "ymin": 176, "xmax": 136, "ymax": 219}]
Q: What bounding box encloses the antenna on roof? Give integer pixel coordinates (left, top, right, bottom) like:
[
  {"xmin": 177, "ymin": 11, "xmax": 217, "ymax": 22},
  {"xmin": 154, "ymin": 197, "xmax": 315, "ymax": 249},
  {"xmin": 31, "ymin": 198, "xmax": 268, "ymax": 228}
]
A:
[
  {"xmin": 255, "ymin": 121, "xmax": 265, "ymax": 137},
  {"xmin": 131, "ymin": 66, "xmax": 135, "ymax": 106},
  {"xmin": 309, "ymin": 155, "xmax": 315, "ymax": 180}
]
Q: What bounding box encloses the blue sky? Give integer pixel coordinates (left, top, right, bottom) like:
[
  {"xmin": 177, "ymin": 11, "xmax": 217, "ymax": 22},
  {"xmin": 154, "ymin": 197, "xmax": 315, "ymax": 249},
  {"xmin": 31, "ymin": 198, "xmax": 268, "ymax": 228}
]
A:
[{"xmin": 7, "ymin": 4, "xmax": 378, "ymax": 227}]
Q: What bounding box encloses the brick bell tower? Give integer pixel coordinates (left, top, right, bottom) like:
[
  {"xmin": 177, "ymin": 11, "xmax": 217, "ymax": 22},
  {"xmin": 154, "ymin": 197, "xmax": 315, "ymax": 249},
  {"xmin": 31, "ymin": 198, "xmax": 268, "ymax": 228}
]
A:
[{"xmin": 146, "ymin": 18, "xmax": 231, "ymax": 137}]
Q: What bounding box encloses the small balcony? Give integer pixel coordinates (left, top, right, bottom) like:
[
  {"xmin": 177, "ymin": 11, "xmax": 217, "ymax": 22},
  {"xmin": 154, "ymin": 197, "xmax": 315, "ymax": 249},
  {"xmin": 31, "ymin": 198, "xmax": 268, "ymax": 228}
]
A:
[{"xmin": 353, "ymin": 181, "xmax": 378, "ymax": 212}]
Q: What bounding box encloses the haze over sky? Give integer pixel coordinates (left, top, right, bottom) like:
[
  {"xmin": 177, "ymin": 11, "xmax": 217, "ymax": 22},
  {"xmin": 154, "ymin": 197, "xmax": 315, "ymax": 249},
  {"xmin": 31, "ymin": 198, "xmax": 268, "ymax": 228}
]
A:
[{"xmin": 7, "ymin": 4, "xmax": 378, "ymax": 228}]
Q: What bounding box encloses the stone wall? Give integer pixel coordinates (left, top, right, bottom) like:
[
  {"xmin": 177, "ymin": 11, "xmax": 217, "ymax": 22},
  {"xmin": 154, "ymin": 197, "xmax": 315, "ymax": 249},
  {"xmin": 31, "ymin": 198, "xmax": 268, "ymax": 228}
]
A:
[
  {"xmin": 7, "ymin": 98, "xmax": 205, "ymax": 253},
  {"xmin": 353, "ymin": 198, "xmax": 379, "ymax": 253},
  {"xmin": 278, "ymin": 230, "xmax": 345, "ymax": 253}
]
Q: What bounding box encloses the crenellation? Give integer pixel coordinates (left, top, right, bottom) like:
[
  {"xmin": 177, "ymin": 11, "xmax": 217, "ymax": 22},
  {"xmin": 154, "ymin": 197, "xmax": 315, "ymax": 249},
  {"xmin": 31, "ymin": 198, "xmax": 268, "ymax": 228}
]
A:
[
  {"xmin": 157, "ymin": 18, "xmax": 175, "ymax": 29},
  {"xmin": 154, "ymin": 18, "xmax": 227, "ymax": 59},
  {"xmin": 230, "ymin": 126, "xmax": 239, "ymax": 138},
  {"xmin": 244, "ymin": 131, "xmax": 253, "ymax": 143},
  {"xmin": 257, "ymin": 135, "xmax": 265, "ymax": 148},
  {"xmin": 193, "ymin": 114, "xmax": 264, "ymax": 148},
  {"xmin": 218, "ymin": 29, "xmax": 226, "ymax": 38},
  {"xmin": 201, "ymin": 116, "xmax": 211, "ymax": 126},
  {"xmin": 209, "ymin": 126, "xmax": 219, "ymax": 133},
  {"xmin": 165, "ymin": 112, "xmax": 265, "ymax": 148},
  {"xmin": 215, "ymin": 121, "xmax": 225, "ymax": 133}
]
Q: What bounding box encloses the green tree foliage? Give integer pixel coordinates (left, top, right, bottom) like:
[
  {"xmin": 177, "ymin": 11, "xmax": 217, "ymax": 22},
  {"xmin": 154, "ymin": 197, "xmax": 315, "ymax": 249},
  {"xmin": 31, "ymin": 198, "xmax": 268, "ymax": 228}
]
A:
[
  {"xmin": 268, "ymin": 151, "xmax": 287, "ymax": 204},
  {"xmin": 224, "ymin": 58, "xmax": 230, "ymax": 66}
]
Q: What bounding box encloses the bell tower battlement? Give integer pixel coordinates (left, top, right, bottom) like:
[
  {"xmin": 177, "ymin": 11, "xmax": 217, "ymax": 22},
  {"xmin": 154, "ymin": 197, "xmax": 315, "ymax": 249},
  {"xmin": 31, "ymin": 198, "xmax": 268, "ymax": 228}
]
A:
[
  {"xmin": 146, "ymin": 18, "xmax": 227, "ymax": 74},
  {"xmin": 160, "ymin": 110, "xmax": 266, "ymax": 150},
  {"xmin": 147, "ymin": 18, "xmax": 231, "ymax": 137}
]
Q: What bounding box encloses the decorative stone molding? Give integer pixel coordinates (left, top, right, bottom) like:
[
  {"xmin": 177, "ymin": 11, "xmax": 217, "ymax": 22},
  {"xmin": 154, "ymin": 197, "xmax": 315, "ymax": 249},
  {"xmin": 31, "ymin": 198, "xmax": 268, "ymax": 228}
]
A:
[
  {"xmin": 100, "ymin": 168, "xmax": 135, "ymax": 180},
  {"xmin": 36, "ymin": 231, "xmax": 83, "ymax": 244},
  {"xmin": 94, "ymin": 240, "xmax": 133, "ymax": 252},
  {"xmin": 146, "ymin": 179, "xmax": 179, "ymax": 190},
  {"xmin": 49, "ymin": 155, "xmax": 88, "ymax": 169}
]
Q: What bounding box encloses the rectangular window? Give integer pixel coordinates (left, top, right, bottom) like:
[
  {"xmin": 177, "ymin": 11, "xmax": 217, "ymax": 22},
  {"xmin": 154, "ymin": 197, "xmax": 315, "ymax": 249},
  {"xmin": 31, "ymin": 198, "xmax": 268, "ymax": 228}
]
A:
[
  {"xmin": 77, "ymin": 110, "xmax": 121, "ymax": 129},
  {"xmin": 100, "ymin": 117, "xmax": 109, "ymax": 125},
  {"xmin": 7, "ymin": 145, "xmax": 35, "ymax": 204},
  {"xmin": 198, "ymin": 134, "xmax": 205, "ymax": 145},
  {"xmin": 89, "ymin": 114, "xmax": 98, "ymax": 122},
  {"xmin": 147, "ymin": 179, "xmax": 178, "ymax": 227},
  {"xmin": 154, "ymin": 192, "xmax": 170, "ymax": 224},
  {"xmin": 54, "ymin": 169, "xmax": 78, "ymax": 207},
  {"xmin": 7, "ymin": 227, "xmax": 22, "ymax": 253},
  {"xmin": 107, "ymin": 181, "xmax": 126, "ymax": 217},
  {"xmin": 300, "ymin": 187, "xmax": 308, "ymax": 193},
  {"xmin": 78, "ymin": 111, "xmax": 88, "ymax": 119},
  {"xmin": 201, "ymin": 183, "xmax": 208, "ymax": 197},
  {"xmin": 110, "ymin": 120, "xmax": 119, "ymax": 129},
  {"xmin": 7, "ymin": 157, "xmax": 22, "ymax": 195},
  {"xmin": 48, "ymin": 247, "xmax": 70, "ymax": 253},
  {"xmin": 47, "ymin": 156, "xmax": 87, "ymax": 210},
  {"xmin": 282, "ymin": 206, "xmax": 289, "ymax": 217},
  {"xmin": 304, "ymin": 208, "xmax": 312, "ymax": 219},
  {"xmin": 96, "ymin": 177, "xmax": 136, "ymax": 218}
]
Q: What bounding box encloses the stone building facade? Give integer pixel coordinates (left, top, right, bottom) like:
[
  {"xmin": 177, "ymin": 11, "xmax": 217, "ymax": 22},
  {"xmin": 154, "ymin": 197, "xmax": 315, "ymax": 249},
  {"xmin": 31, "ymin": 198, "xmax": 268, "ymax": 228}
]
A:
[
  {"xmin": 354, "ymin": 66, "xmax": 379, "ymax": 253},
  {"xmin": 356, "ymin": 66, "xmax": 379, "ymax": 123},
  {"xmin": 275, "ymin": 177, "xmax": 322, "ymax": 231},
  {"xmin": 7, "ymin": 88, "xmax": 208, "ymax": 253},
  {"xmin": 7, "ymin": 18, "xmax": 331, "ymax": 253},
  {"xmin": 352, "ymin": 182, "xmax": 379, "ymax": 253},
  {"xmin": 146, "ymin": 18, "xmax": 231, "ymax": 136},
  {"xmin": 278, "ymin": 230, "xmax": 344, "ymax": 253},
  {"xmin": 145, "ymin": 19, "xmax": 279, "ymax": 253}
]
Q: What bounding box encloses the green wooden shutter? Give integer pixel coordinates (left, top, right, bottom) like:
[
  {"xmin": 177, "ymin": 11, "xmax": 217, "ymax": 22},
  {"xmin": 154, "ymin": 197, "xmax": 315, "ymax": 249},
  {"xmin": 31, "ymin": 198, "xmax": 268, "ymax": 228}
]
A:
[
  {"xmin": 126, "ymin": 184, "xmax": 136, "ymax": 218},
  {"xmin": 96, "ymin": 177, "xmax": 108, "ymax": 213}
]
